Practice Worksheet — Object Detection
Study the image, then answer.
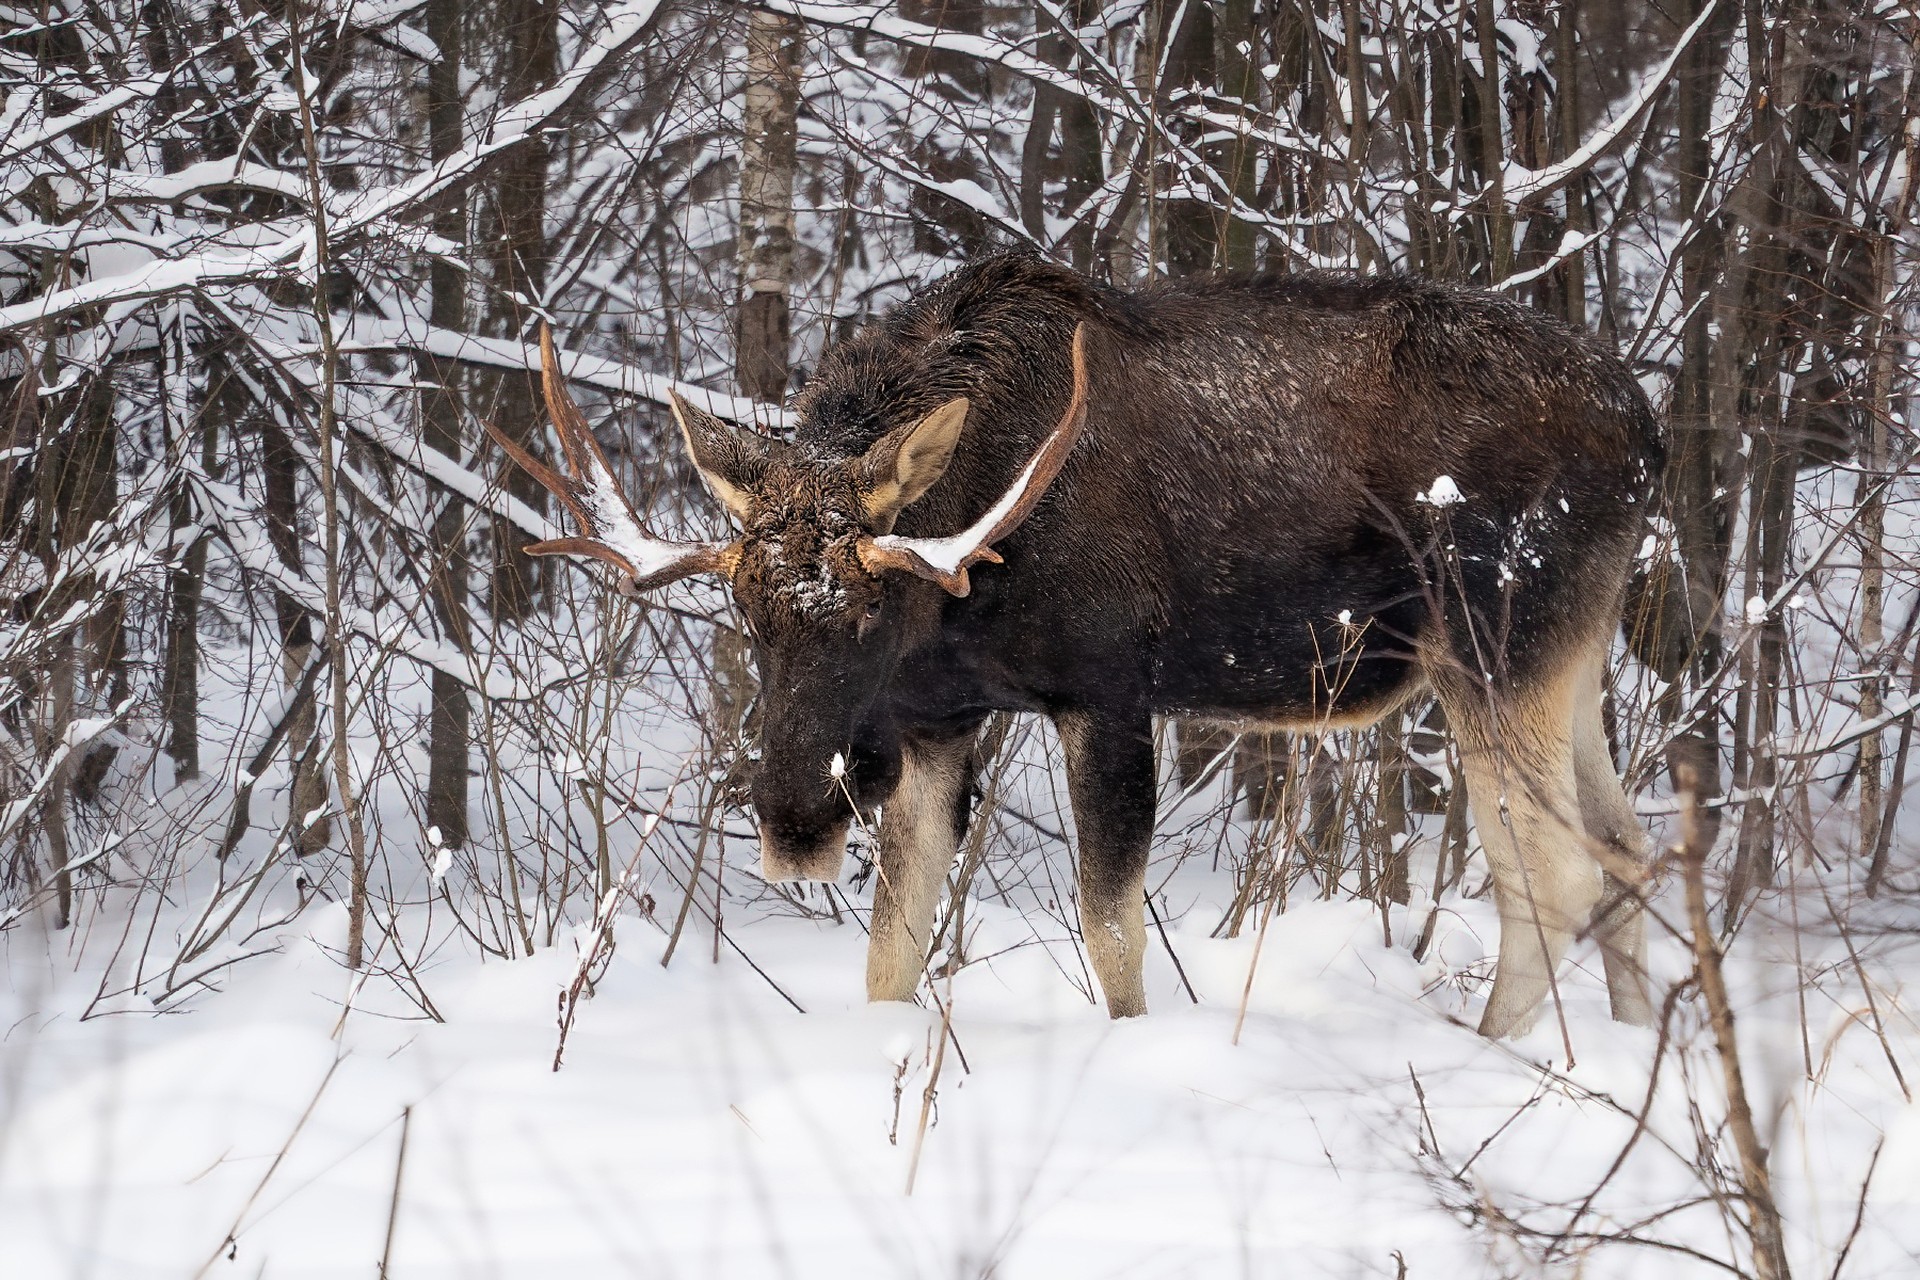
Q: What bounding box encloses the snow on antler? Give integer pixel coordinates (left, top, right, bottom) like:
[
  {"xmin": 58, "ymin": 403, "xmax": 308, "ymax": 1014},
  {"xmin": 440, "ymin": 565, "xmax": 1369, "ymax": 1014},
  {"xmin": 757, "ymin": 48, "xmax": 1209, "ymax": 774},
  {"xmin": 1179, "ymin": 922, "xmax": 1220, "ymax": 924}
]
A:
[
  {"xmin": 858, "ymin": 324, "xmax": 1090, "ymax": 597},
  {"xmin": 485, "ymin": 326, "xmax": 735, "ymax": 592}
]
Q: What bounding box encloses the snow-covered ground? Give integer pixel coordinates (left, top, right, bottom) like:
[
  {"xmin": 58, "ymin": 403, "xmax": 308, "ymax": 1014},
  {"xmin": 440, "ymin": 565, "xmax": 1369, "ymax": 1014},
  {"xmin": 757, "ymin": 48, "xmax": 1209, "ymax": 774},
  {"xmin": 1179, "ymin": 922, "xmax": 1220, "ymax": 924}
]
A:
[
  {"xmin": 7, "ymin": 553, "xmax": 1919, "ymax": 1278},
  {"xmin": 6, "ymin": 822, "xmax": 1917, "ymax": 1279}
]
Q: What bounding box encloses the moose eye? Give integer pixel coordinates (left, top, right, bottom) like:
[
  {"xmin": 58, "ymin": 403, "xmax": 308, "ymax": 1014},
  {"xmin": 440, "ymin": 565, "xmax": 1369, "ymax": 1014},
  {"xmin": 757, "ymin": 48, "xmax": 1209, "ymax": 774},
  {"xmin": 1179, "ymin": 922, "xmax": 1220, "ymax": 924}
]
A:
[{"xmin": 857, "ymin": 597, "xmax": 883, "ymax": 638}]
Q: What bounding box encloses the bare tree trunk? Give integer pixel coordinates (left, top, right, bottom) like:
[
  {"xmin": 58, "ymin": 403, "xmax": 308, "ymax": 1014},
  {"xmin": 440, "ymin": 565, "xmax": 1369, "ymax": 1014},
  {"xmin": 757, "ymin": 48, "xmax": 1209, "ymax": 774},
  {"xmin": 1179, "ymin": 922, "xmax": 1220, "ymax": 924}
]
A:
[
  {"xmin": 265, "ymin": 406, "xmax": 331, "ymax": 856},
  {"xmin": 1019, "ymin": 4, "xmax": 1058, "ymax": 244},
  {"xmin": 147, "ymin": 6, "xmax": 202, "ymax": 787},
  {"xmin": 1857, "ymin": 388, "xmax": 1886, "ymax": 876},
  {"xmin": 1730, "ymin": 429, "xmax": 1793, "ymax": 909},
  {"xmin": 487, "ymin": 0, "xmax": 557, "ymax": 622},
  {"xmin": 162, "ymin": 491, "xmax": 204, "ymax": 781},
  {"xmin": 1471, "ymin": 0, "xmax": 1511, "ymax": 280},
  {"xmin": 1055, "ymin": 8, "xmax": 1104, "ymax": 274},
  {"xmin": 1863, "ymin": 72, "xmax": 1920, "ymax": 893},
  {"xmin": 1508, "ymin": 5, "xmax": 1565, "ymax": 314},
  {"xmin": 1553, "ymin": 0, "xmax": 1588, "ymax": 327},
  {"xmin": 1726, "ymin": 0, "xmax": 1859, "ymax": 909},
  {"xmin": 738, "ymin": 10, "xmax": 803, "ymax": 406},
  {"xmin": 68, "ymin": 370, "xmax": 125, "ymax": 806},
  {"xmin": 1424, "ymin": 17, "xmax": 1467, "ymax": 278},
  {"xmin": 39, "ymin": 643, "xmax": 75, "ymax": 926},
  {"xmin": 1023, "ymin": 1, "xmax": 1106, "ymax": 271},
  {"xmin": 902, "ymin": 0, "xmax": 990, "ymax": 255},
  {"xmin": 289, "ymin": 0, "xmax": 371, "ymax": 969},
  {"xmin": 1158, "ymin": 0, "xmax": 1217, "ymax": 275},
  {"xmin": 424, "ymin": 0, "xmax": 471, "ymax": 849},
  {"xmin": 1373, "ymin": 722, "xmax": 1410, "ymax": 906},
  {"xmin": 16, "ymin": 350, "xmax": 114, "ymax": 926},
  {"xmin": 1095, "ymin": 4, "xmax": 1164, "ymax": 282},
  {"xmin": 1629, "ymin": 0, "xmax": 1738, "ymax": 845},
  {"xmin": 162, "ymin": 349, "xmax": 214, "ymax": 784},
  {"xmin": 1215, "ymin": 0, "xmax": 1260, "ymax": 271},
  {"xmin": 231, "ymin": 0, "xmax": 334, "ymax": 849}
]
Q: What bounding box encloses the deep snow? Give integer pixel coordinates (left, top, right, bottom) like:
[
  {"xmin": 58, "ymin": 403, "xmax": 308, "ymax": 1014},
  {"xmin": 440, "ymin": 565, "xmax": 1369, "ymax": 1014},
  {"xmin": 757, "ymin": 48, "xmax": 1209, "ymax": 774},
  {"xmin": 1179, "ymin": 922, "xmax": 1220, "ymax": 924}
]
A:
[{"xmin": 5, "ymin": 846, "xmax": 1917, "ymax": 1278}]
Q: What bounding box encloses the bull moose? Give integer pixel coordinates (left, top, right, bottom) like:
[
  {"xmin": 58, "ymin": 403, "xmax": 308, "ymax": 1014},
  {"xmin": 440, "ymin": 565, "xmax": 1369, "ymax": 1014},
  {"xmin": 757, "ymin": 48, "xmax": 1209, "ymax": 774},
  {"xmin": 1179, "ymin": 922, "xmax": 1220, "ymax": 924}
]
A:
[{"xmin": 496, "ymin": 253, "xmax": 1663, "ymax": 1039}]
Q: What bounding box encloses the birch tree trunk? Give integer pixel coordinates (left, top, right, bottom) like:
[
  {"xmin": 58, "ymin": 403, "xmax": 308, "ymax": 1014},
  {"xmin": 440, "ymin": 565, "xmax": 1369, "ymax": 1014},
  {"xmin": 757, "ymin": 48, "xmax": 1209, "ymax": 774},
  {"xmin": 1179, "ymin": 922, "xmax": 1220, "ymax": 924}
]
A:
[{"xmin": 738, "ymin": 10, "xmax": 803, "ymax": 406}]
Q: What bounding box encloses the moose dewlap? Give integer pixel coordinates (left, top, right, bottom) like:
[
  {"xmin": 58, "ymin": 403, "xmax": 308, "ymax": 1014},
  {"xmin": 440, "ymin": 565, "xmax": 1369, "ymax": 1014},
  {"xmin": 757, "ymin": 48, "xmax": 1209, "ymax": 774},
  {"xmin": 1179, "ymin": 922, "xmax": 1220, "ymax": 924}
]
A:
[{"xmin": 498, "ymin": 253, "xmax": 1665, "ymax": 1040}]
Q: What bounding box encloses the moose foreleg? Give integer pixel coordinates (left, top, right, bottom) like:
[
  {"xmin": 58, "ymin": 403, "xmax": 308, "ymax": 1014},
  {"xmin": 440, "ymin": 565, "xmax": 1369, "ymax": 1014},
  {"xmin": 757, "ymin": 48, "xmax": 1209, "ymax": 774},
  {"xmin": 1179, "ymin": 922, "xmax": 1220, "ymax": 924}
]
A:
[
  {"xmin": 1057, "ymin": 710, "xmax": 1153, "ymax": 1018},
  {"xmin": 866, "ymin": 731, "xmax": 978, "ymax": 1004}
]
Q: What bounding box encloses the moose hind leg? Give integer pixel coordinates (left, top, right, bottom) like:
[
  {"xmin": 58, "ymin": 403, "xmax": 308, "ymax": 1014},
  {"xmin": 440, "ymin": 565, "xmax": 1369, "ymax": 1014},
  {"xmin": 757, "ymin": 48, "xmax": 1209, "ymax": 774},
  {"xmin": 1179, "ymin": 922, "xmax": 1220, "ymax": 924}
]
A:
[
  {"xmin": 1570, "ymin": 659, "xmax": 1654, "ymax": 1026},
  {"xmin": 1057, "ymin": 710, "xmax": 1153, "ymax": 1018},
  {"xmin": 866, "ymin": 730, "xmax": 978, "ymax": 1004},
  {"xmin": 1443, "ymin": 670, "xmax": 1601, "ymax": 1039}
]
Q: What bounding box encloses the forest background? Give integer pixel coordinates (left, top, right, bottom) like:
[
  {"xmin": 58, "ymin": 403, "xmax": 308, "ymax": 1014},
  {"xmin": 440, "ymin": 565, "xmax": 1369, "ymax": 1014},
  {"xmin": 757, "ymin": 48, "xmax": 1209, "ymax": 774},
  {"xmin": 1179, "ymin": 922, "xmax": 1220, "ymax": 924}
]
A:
[{"xmin": 1, "ymin": 1, "xmax": 1917, "ymax": 1277}]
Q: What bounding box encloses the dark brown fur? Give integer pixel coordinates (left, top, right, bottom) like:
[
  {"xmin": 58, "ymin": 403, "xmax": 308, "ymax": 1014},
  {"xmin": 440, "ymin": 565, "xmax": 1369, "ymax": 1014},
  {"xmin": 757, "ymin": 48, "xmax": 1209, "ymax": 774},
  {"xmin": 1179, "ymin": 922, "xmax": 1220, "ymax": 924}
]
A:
[{"xmin": 679, "ymin": 252, "xmax": 1664, "ymax": 1034}]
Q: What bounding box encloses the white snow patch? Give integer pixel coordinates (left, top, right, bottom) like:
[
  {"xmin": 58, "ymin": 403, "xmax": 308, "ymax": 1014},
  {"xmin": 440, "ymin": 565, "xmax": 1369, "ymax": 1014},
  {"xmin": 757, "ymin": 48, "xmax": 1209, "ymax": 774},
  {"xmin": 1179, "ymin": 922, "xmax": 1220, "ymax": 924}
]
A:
[{"xmin": 1417, "ymin": 475, "xmax": 1464, "ymax": 508}]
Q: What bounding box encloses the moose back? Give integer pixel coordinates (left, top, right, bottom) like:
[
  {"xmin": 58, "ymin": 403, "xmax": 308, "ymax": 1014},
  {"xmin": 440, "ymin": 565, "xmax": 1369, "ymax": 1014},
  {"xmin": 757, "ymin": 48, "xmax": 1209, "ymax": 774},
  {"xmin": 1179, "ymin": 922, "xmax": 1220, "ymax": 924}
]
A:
[{"xmin": 499, "ymin": 253, "xmax": 1664, "ymax": 1039}]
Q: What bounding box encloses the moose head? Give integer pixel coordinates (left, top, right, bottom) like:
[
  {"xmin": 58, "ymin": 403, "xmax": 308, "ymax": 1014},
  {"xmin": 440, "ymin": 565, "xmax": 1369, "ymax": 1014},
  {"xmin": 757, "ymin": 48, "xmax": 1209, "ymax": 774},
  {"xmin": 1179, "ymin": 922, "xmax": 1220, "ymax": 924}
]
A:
[{"xmin": 490, "ymin": 326, "xmax": 1088, "ymax": 882}]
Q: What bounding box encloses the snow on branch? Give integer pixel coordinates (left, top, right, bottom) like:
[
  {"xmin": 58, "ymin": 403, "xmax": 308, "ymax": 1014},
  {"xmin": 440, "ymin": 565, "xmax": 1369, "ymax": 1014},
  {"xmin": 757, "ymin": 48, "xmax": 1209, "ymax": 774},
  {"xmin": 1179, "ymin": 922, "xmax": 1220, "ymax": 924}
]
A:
[
  {"xmin": 193, "ymin": 475, "xmax": 563, "ymax": 701},
  {"xmin": 1501, "ymin": 0, "xmax": 1729, "ymax": 205},
  {"xmin": 333, "ymin": 317, "xmax": 774, "ymax": 428},
  {"xmin": 0, "ymin": 0, "xmax": 668, "ymax": 335}
]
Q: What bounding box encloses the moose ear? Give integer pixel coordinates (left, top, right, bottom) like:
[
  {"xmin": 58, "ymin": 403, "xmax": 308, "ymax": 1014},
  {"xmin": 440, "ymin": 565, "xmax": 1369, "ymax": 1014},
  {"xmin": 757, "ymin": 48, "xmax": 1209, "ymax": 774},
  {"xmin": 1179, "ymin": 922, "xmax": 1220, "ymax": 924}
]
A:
[
  {"xmin": 669, "ymin": 393, "xmax": 772, "ymax": 524},
  {"xmin": 856, "ymin": 397, "xmax": 969, "ymax": 533}
]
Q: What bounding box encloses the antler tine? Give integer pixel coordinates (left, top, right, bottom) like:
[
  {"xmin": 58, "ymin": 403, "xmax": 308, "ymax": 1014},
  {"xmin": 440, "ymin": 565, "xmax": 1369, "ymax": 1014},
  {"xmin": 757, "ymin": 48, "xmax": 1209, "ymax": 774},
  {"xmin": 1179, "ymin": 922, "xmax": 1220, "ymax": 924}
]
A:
[
  {"xmin": 483, "ymin": 410, "xmax": 592, "ymax": 534},
  {"xmin": 537, "ymin": 325, "xmax": 632, "ymax": 522},
  {"xmin": 859, "ymin": 322, "xmax": 1090, "ymax": 597},
  {"xmin": 484, "ymin": 324, "xmax": 737, "ymax": 591}
]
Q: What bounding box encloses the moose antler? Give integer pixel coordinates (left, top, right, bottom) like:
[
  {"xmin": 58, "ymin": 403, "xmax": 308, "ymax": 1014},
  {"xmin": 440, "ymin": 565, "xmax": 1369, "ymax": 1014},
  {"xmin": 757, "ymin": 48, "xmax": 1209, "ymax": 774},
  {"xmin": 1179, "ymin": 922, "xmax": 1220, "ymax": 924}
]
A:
[
  {"xmin": 857, "ymin": 322, "xmax": 1090, "ymax": 597},
  {"xmin": 486, "ymin": 325, "xmax": 738, "ymax": 593}
]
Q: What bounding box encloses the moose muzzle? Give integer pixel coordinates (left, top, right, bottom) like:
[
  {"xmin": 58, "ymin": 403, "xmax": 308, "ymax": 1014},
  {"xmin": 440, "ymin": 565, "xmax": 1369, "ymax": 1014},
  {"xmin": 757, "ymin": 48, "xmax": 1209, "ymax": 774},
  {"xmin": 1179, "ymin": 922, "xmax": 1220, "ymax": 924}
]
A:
[{"xmin": 756, "ymin": 818, "xmax": 851, "ymax": 883}]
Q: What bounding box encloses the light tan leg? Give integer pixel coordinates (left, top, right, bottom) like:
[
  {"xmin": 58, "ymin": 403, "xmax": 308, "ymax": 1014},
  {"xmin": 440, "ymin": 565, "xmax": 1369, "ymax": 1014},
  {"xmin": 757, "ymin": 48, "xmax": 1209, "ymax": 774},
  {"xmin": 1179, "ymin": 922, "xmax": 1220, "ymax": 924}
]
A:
[
  {"xmin": 1442, "ymin": 664, "xmax": 1602, "ymax": 1040},
  {"xmin": 1081, "ymin": 883, "xmax": 1149, "ymax": 1019},
  {"xmin": 865, "ymin": 732, "xmax": 976, "ymax": 1003},
  {"xmin": 1570, "ymin": 655, "xmax": 1654, "ymax": 1026},
  {"xmin": 1057, "ymin": 711, "xmax": 1152, "ymax": 1018}
]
